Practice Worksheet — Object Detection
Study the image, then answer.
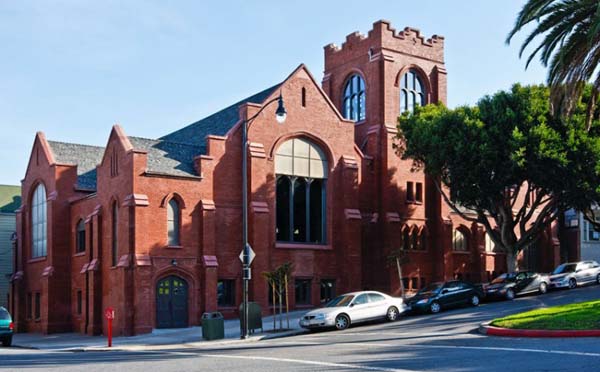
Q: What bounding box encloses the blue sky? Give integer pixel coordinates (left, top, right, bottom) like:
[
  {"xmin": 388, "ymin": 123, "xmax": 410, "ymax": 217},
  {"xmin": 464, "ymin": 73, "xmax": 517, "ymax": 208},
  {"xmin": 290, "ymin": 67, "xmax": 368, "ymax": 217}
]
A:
[{"xmin": 0, "ymin": 0, "xmax": 546, "ymax": 185}]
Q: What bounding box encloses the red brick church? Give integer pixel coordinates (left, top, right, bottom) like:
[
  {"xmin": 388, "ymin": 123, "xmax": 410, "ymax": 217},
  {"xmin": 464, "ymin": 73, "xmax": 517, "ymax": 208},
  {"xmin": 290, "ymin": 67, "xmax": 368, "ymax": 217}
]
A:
[{"xmin": 9, "ymin": 20, "xmax": 564, "ymax": 336}]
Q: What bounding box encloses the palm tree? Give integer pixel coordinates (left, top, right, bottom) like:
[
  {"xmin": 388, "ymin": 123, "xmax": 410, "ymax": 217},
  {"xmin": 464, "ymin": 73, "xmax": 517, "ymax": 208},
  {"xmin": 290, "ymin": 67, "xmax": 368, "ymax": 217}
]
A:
[{"xmin": 507, "ymin": 0, "xmax": 600, "ymax": 129}]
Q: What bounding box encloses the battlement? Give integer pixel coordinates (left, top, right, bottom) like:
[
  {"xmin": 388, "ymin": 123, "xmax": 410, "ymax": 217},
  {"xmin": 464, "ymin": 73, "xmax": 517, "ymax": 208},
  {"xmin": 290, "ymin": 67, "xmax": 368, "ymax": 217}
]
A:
[{"xmin": 324, "ymin": 20, "xmax": 445, "ymax": 68}]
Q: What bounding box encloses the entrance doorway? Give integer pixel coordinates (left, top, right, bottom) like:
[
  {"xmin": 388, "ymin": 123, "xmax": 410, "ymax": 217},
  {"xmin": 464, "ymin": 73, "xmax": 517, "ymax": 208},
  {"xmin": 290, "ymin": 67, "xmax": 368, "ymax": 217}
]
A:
[{"xmin": 156, "ymin": 276, "xmax": 188, "ymax": 328}]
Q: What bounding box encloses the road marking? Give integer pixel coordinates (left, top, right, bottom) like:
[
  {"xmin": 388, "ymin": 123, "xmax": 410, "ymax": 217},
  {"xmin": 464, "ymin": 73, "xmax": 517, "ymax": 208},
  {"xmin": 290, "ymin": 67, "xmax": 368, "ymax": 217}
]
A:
[{"xmin": 199, "ymin": 353, "xmax": 419, "ymax": 372}]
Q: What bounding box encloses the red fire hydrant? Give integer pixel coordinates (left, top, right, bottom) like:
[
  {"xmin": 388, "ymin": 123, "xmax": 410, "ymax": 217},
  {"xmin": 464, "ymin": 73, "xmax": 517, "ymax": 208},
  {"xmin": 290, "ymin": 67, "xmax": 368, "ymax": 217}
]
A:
[{"xmin": 104, "ymin": 307, "xmax": 115, "ymax": 347}]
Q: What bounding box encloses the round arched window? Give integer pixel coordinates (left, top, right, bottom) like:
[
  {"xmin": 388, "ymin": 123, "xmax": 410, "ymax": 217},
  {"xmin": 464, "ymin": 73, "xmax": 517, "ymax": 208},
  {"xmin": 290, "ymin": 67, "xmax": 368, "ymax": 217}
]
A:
[
  {"xmin": 342, "ymin": 74, "xmax": 366, "ymax": 122},
  {"xmin": 400, "ymin": 69, "xmax": 426, "ymax": 114},
  {"xmin": 275, "ymin": 138, "xmax": 328, "ymax": 243}
]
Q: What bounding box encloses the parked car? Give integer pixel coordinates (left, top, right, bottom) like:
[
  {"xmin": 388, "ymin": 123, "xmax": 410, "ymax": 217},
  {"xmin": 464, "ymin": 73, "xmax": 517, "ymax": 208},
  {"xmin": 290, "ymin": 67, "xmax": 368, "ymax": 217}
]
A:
[
  {"xmin": 299, "ymin": 291, "xmax": 406, "ymax": 331},
  {"xmin": 549, "ymin": 261, "xmax": 600, "ymax": 289},
  {"xmin": 484, "ymin": 272, "xmax": 549, "ymax": 300},
  {"xmin": 406, "ymin": 280, "xmax": 483, "ymax": 314},
  {"xmin": 0, "ymin": 307, "xmax": 13, "ymax": 347}
]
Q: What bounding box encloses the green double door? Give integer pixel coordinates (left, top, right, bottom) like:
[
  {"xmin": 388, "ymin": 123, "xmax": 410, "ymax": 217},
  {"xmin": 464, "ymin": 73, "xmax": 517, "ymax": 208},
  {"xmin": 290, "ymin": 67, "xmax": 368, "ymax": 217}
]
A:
[{"xmin": 156, "ymin": 276, "xmax": 188, "ymax": 328}]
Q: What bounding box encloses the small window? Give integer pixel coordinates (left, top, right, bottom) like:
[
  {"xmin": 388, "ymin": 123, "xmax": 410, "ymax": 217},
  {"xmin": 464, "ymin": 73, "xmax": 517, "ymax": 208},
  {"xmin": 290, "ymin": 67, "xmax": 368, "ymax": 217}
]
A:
[
  {"xmin": 411, "ymin": 229, "xmax": 418, "ymax": 250},
  {"xmin": 295, "ymin": 279, "xmax": 312, "ymax": 305},
  {"xmin": 406, "ymin": 182, "xmax": 414, "ymax": 202},
  {"xmin": 402, "ymin": 277, "xmax": 410, "ymax": 290},
  {"xmin": 452, "ymin": 229, "xmax": 468, "ymax": 251},
  {"xmin": 77, "ymin": 290, "xmax": 82, "ymax": 315},
  {"xmin": 320, "ymin": 279, "xmax": 335, "ymax": 304},
  {"xmin": 411, "ymin": 278, "xmax": 418, "ymax": 290},
  {"xmin": 368, "ymin": 293, "xmax": 386, "ymax": 302},
  {"xmin": 415, "ymin": 182, "xmax": 423, "ymax": 202},
  {"xmin": 402, "ymin": 228, "xmax": 410, "ymax": 250},
  {"xmin": 301, "ymin": 87, "xmax": 306, "ymax": 107},
  {"xmin": 167, "ymin": 198, "xmax": 181, "ymax": 246},
  {"xmin": 35, "ymin": 292, "xmax": 41, "ymax": 320},
  {"xmin": 217, "ymin": 280, "xmax": 235, "ymax": 307},
  {"xmin": 76, "ymin": 220, "xmax": 86, "ymax": 253}
]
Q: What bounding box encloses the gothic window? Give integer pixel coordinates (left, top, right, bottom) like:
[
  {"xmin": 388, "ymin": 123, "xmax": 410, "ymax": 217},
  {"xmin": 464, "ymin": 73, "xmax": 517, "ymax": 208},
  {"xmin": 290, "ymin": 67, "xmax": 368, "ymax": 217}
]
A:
[
  {"xmin": 76, "ymin": 219, "xmax": 86, "ymax": 253},
  {"xmin": 167, "ymin": 198, "xmax": 181, "ymax": 246},
  {"xmin": 342, "ymin": 74, "xmax": 366, "ymax": 121},
  {"xmin": 31, "ymin": 183, "xmax": 47, "ymax": 258},
  {"xmin": 400, "ymin": 69, "xmax": 426, "ymax": 114},
  {"xmin": 452, "ymin": 229, "xmax": 468, "ymax": 251},
  {"xmin": 275, "ymin": 138, "xmax": 328, "ymax": 244}
]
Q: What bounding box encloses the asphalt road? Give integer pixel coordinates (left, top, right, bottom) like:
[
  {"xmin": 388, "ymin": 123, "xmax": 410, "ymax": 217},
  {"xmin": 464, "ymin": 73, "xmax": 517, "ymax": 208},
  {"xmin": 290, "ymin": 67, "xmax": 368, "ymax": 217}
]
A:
[{"xmin": 2, "ymin": 285, "xmax": 600, "ymax": 372}]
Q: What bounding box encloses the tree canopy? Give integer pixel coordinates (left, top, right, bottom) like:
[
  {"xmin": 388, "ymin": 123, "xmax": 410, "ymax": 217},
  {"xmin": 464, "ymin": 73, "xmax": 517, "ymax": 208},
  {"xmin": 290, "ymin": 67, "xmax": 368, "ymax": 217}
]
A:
[{"xmin": 397, "ymin": 84, "xmax": 600, "ymax": 269}]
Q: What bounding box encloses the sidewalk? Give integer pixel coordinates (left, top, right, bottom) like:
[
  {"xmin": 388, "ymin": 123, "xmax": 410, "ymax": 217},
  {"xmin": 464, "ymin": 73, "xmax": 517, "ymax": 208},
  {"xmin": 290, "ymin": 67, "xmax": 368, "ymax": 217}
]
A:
[{"xmin": 13, "ymin": 310, "xmax": 308, "ymax": 351}]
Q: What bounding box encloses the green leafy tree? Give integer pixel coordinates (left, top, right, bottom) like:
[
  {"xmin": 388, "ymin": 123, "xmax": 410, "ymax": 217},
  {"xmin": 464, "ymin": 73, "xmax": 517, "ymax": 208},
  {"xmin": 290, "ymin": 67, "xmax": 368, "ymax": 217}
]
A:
[
  {"xmin": 397, "ymin": 84, "xmax": 600, "ymax": 270},
  {"xmin": 507, "ymin": 0, "xmax": 600, "ymax": 128}
]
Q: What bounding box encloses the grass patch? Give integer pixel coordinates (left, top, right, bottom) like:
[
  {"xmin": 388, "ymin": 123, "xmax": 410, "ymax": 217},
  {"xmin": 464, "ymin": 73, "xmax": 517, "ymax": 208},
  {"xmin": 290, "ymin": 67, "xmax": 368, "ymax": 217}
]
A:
[{"xmin": 491, "ymin": 300, "xmax": 600, "ymax": 330}]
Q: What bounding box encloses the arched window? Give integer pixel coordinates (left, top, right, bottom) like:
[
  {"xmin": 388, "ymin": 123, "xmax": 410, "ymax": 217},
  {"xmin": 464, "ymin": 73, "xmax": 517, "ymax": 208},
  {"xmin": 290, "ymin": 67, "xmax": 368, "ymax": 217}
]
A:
[
  {"xmin": 167, "ymin": 198, "xmax": 181, "ymax": 246},
  {"xmin": 402, "ymin": 228, "xmax": 410, "ymax": 250},
  {"xmin": 485, "ymin": 233, "xmax": 496, "ymax": 252},
  {"xmin": 111, "ymin": 201, "xmax": 118, "ymax": 266},
  {"xmin": 420, "ymin": 231, "xmax": 427, "ymax": 251},
  {"xmin": 342, "ymin": 74, "xmax": 366, "ymax": 121},
  {"xmin": 76, "ymin": 219, "xmax": 86, "ymax": 253},
  {"xmin": 400, "ymin": 69, "xmax": 426, "ymax": 114},
  {"xmin": 275, "ymin": 138, "xmax": 328, "ymax": 243},
  {"xmin": 452, "ymin": 229, "xmax": 468, "ymax": 251},
  {"xmin": 411, "ymin": 229, "xmax": 419, "ymax": 250},
  {"xmin": 31, "ymin": 183, "xmax": 47, "ymax": 258}
]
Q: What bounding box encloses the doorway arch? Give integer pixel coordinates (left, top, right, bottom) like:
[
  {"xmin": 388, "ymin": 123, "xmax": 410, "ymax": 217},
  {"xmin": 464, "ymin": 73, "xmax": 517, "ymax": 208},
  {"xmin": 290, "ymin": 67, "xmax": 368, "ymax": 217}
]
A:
[{"xmin": 156, "ymin": 275, "xmax": 189, "ymax": 328}]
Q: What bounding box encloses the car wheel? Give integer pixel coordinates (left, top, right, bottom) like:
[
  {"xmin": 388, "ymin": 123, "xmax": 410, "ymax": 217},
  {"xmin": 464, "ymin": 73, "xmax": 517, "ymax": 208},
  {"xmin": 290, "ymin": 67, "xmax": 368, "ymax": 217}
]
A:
[
  {"xmin": 334, "ymin": 314, "xmax": 350, "ymax": 330},
  {"xmin": 470, "ymin": 294, "xmax": 480, "ymax": 306},
  {"xmin": 569, "ymin": 278, "xmax": 577, "ymax": 289},
  {"xmin": 539, "ymin": 282, "xmax": 548, "ymax": 294},
  {"xmin": 430, "ymin": 301, "xmax": 441, "ymax": 314},
  {"xmin": 1, "ymin": 336, "xmax": 11, "ymax": 347},
  {"xmin": 386, "ymin": 306, "xmax": 399, "ymax": 321},
  {"xmin": 505, "ymin": 289, "xmax": 515, "ymax": 300}
]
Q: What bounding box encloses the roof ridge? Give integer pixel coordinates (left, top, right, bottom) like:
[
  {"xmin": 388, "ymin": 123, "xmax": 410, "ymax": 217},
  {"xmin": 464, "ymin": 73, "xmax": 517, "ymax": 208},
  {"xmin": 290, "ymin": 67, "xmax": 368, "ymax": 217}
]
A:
[
  {"xmin": 128, "ymin": 135, "xmax": 205, "ymax": 149},
  {"xmin": 47, "ymin": 140, "xmax": 105, "ymax": 149}
]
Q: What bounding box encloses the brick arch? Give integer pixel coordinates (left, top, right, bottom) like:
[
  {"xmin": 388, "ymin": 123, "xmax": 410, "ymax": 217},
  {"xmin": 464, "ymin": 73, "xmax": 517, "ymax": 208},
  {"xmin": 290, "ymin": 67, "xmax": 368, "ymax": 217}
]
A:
[
  {"xmin": 160, "ymin": 193, "xmax": 187, "ymax": 209},
  {"xmin": 152, "ymin": 265, "xmax": 199, "ymax": 329},
  {"xmin": 268, "ymin": 132, "xmax": 336, "ymax": 167},
  {"xmin": 394, "ymin": 64, "xmax": 433, "ymax": 105}
]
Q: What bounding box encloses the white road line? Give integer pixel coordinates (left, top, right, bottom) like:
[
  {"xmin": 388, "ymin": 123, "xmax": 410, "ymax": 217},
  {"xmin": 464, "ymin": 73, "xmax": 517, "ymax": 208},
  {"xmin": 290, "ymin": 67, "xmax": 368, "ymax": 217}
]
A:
[{"xmin": 199, "ymin": 353, "xmax": 419, "ymax": 372}]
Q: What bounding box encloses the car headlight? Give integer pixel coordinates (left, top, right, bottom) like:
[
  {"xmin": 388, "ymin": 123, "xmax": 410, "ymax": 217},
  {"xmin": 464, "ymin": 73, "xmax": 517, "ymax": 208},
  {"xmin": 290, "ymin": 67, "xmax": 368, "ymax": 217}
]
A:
[{"xmin": 416, "ymin": 299, "xmax": 430, "ymax": 304}]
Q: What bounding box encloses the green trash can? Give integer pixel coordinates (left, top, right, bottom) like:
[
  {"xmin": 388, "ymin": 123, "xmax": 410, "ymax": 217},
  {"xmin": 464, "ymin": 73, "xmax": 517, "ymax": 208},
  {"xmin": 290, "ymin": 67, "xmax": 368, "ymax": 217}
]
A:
[
  {"xmin": 202, "ymin": 312, "xmax": 224, "ymax": 340},
  {"xmin": 239, "ymin": 302, "xmax": 263, "ymax": 334}
]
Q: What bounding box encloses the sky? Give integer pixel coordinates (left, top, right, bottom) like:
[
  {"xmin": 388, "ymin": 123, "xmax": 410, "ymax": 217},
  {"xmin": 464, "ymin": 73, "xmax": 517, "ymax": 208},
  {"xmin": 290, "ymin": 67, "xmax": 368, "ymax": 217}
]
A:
[{"xmin": 0, "ymin": 0, "xmax": 547, "ymax": 185}]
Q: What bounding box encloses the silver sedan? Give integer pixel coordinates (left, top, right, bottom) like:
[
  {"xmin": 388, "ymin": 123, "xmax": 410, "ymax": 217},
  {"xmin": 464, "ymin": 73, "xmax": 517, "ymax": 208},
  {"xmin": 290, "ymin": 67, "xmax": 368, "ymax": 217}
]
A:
[{"xmin": 299, "ymin": 291, "xmax": 407, "ymax": 330}]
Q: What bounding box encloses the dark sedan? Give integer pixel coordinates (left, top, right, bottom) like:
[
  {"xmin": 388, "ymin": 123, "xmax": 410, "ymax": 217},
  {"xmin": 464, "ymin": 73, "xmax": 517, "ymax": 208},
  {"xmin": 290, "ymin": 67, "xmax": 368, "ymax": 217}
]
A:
[
  {"xmin": 406, "ymin": 280, "xmax": 483, "ymax": 314},
  {"xmin": 484, "ymin": 271, "xmax": 549, "ymax": 300}
]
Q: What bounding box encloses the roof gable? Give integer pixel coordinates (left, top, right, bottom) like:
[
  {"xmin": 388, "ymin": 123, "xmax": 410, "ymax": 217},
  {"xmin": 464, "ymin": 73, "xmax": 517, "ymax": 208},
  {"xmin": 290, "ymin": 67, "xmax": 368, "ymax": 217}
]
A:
[{"xmin": 47, "ymin": 141, "xmax": 105, "ymax": 190}]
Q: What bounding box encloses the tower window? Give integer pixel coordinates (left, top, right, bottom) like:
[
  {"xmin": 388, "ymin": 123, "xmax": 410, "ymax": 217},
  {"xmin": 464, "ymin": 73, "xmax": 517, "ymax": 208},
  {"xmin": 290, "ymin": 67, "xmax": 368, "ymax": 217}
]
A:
[
  {"xmin": 400, "ymin": 69, "xmax": 426, "ymax": 114},
  {"xmin": 342, "ymin": 74, "xmax": 366, "ymax": 121},
  {"xmin": 301, "ymin": 87, "xmax": 306, "ymax": 107}
]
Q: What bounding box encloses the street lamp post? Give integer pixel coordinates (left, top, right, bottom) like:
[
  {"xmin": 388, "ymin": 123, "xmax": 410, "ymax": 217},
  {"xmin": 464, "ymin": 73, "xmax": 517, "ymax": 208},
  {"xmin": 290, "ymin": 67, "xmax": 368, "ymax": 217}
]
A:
[{"xmin": 241, "ymin": 93, "xmax": 286, "ymax": 339}]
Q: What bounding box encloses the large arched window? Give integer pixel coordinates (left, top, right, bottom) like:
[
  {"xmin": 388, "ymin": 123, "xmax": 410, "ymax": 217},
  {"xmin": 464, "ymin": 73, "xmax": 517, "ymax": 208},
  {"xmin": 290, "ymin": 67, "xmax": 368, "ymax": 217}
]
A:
[
  {"xmin": 275, "ymin": 138, "xmax": 328, "ymax": 243},
  {"xmin": 452, "ymin": 229, "xmax": 468, "ymax": 251},
  {"xmin": 76, "ymin": 219, "xmax": 86, "ymax": 253},
  {"xmin": 400, "ymin": 69, "xmax": 426, "ymax": 114},
  {"xmin": 111, "ymin": 201, "xmax": 118, "ymax": 266},
  {"xmin": 31, "ymin": 183, "xmax": 47, "ymax": 258},
  {"xmin": 167, "ymin": 198, "xmax": 181, "ymax": 246},
  {"xmin": 342, "ymin": 74, "xmax": 366, "ymax": 121}
]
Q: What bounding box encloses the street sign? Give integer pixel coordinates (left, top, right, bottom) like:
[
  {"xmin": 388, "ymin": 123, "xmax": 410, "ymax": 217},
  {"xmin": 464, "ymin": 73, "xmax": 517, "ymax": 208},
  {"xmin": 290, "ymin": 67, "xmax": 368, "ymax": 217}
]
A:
[
  {"xmin": 238, "ymin": 244, "xmax": 256, "ymax": 266},
  {"xmin": 243, "ymin": 267, "xmax": 251, "ymax": 280}
]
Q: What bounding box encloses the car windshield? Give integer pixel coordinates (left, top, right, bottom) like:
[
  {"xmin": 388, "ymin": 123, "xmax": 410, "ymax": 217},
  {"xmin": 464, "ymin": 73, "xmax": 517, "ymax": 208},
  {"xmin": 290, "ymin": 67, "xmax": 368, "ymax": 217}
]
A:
[
  {"xmin": 491, "ymin": 273, "xmax": 516, "ymax": 284},
  {"xmin": 417, "ymin": 282, "xmax": 443, "ymax": 294},
  {"xmin": 324, "ymin": 295, "xmax": 354, "ymax": 307},
  {"xmin": 553, "ymin": 264, "xmax": 577, "ymax": 275},
  {"xmin": 0, "ymin": 308, "xmax": 10, "ymax": 320}
]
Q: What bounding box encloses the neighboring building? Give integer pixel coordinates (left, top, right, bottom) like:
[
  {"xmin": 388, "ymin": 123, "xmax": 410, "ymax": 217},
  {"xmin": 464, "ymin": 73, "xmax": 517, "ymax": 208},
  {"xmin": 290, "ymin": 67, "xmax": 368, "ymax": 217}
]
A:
[
  {"xmin": 563, "ymin": 208, "xmax": 600, "ymax": 263},
  {"xmin": 11, "ymin": 20, "xmax": 562, "ymax": 336},
  {"xmin": 0, "ymin": 185, "xmax": 21, "ymax": 308}
]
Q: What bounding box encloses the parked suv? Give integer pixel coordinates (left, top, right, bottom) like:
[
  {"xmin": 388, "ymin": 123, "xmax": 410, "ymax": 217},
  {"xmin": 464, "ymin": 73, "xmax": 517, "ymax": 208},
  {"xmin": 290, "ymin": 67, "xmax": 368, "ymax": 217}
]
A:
[
  {"xmin": 549, "ymin": 261, "xmax": 600, "ymax": 290},
  {"xmin": 0, "ymin": 306, "xmax": 13, "ymax": 347}
]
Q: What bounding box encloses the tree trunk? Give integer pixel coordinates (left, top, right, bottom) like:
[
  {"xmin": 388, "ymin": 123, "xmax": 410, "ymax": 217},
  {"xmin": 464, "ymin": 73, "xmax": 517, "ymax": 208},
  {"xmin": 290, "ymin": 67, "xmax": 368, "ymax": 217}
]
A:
[
  {"xmin": 278, "ymin": 283, "xmax": 283, "ymax": 330},
  {"xmin": 396, "ymin": 257, "xmax": 405, "ymax": 299},
  {"xmin": 271, "ymin": 282, "xmax": 276, "ymax": 331},
  {"xmin": 284, "ymin": 274, "xmax": 289, "ymax": 330},
  {"xmin": 506, "ymin": 250, "xmax": 518, "ymax": 272}
]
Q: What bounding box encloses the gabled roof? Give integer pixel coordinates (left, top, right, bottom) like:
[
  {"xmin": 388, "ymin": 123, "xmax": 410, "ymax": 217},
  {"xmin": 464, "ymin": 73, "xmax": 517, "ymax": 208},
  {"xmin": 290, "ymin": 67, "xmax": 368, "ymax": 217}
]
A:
[
  {"xmin": 128, "ymin": 136, "xmax": 203, "ymax": 178},
  {"xmin": 160, "ymin": 84, "xmax": 281, "ymax": 146},
  {"xmin": 0, "ymin": 185, "xmax": 21, "ymax": 213},
  {"xmin": 47, "ymin": 141, "xmax": 105, "ymax": 190}
]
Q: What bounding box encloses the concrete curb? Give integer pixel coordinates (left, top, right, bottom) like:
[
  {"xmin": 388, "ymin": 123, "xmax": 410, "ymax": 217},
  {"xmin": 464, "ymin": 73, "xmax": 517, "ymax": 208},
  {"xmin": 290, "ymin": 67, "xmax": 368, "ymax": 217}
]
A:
[{"xmin": 479, "ymin": 321, "xmax": 600, "ymax": 338}]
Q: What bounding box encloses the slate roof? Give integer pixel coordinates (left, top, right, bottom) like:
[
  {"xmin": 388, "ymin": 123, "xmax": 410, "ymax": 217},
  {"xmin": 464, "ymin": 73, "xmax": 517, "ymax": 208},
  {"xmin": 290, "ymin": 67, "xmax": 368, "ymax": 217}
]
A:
[
  {"xmin": 160, "ymin": 84, "xmax": 281, "ymax": 146},
  {"xmin": 128, "ymin": 136, "xmax": 203, "ymax": 178},
  {"xmin": 0, "ymin": 185, "xmax": 21, "ymax": 213},
  {"xmin": 47, "ymin": 141, "xmax": 105, "ymax": 190}
]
